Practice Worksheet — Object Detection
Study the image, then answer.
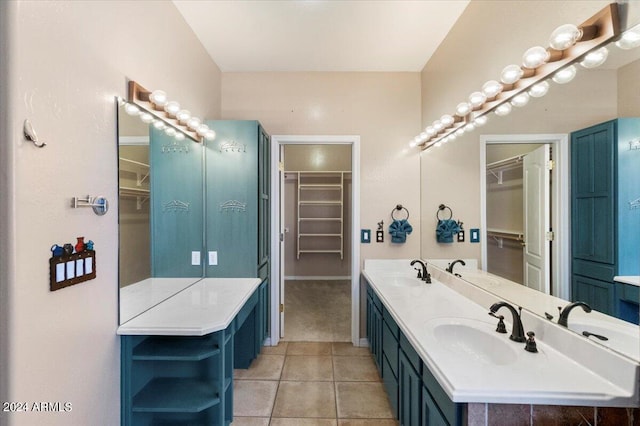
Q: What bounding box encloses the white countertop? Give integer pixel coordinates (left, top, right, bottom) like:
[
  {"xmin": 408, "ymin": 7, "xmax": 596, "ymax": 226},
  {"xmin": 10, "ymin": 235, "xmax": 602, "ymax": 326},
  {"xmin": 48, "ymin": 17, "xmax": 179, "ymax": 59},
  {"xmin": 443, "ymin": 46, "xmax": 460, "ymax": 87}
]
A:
[
  {"xmin": 119, "ymin": 277, "xmax": 202, "ymax": 324},
  {"xmin": 363, "ymin": 259, "xmax": 639, "ymax": 407},
  {"xmin": 117, "ymin": 278, "xmax": 262, "ymax": 336},
  {"xmin": 615, "ymin": 276, "xmax": 640, "ymax": 287}
]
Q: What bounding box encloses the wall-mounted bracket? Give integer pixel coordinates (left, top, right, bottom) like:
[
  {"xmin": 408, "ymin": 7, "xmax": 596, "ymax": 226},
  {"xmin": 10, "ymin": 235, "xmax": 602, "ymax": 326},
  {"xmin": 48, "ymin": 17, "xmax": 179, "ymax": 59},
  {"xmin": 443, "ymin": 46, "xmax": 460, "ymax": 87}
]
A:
[{"xmin": 71, "ymin": 195, "xmax": 109, "ymax": 216}]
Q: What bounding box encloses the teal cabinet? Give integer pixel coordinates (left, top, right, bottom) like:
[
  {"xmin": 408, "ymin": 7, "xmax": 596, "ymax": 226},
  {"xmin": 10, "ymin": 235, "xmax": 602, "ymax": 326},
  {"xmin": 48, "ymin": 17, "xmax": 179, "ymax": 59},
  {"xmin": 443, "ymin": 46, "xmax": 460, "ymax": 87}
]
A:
[
  {"xmin": 571, "ymin": 118, "xmax": 640, "ymax": 319},
  {"xmin": 366, "ymin": 284, "xmax": 383, "ymax": 373},
  {"xmin": 204, "ymin": 120, "xmax": 270, "ymax": 279},
  {"xmin": 616, "ymin": 281, "xmax": 639, "ymax": 324},
  {"xmin": 382, "ymin": 307, "xmax": 400, "ymax": 417},
  {"xmin": 399, "ymin": 350, "xmax": 421, "ymax": 426}
]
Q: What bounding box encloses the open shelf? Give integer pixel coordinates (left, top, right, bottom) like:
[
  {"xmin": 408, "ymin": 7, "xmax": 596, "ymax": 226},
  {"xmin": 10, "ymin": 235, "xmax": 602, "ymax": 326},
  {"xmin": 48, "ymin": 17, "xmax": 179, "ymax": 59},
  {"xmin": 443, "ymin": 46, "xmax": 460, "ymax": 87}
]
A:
[
  {"xmin": 133, "ymin": 337, "xmax": 220, "ymax": 361},
  {"xmin": 132, "ymin": 378, "xmax": 220, "ymax": 413}
]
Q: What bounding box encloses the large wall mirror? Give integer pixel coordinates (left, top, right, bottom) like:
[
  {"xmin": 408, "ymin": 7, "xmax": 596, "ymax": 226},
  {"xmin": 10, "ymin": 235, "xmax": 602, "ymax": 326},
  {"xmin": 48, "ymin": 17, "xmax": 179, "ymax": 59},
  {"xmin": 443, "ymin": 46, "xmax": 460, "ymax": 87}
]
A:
[
  {"xmin": 118, "ymin": 102, "xmax": 205, "ymax": 324},
  {"xmin": 421, "ymin": 16, "xmax": 640, "ymax": 362}
]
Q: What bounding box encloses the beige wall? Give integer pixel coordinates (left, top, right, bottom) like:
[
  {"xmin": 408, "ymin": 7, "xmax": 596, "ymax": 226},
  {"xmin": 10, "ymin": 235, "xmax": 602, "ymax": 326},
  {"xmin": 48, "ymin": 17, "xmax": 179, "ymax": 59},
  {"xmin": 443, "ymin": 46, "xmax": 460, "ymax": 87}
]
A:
[
  {"xmin": 222, "ymin": 72, "xmax": 422, "ymax": 263},
  {"xmin": 618, "ymin": 58, "xmax": 640, "ymax": 116},
  {"xmin": 419, "ymin": 1, "xmax": 639, "ymax": 263},
  {"xmin": 0, "ymin": 1, "xmax": 221, "ymax": 425}
]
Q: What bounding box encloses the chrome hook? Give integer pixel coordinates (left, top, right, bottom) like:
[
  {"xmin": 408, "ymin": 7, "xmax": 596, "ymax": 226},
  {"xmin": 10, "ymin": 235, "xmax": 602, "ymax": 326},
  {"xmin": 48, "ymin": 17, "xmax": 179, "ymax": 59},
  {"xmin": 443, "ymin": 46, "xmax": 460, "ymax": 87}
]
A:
[{"xmin": 23, "ymin": 119, "xmax": 46, "ymax": 148}]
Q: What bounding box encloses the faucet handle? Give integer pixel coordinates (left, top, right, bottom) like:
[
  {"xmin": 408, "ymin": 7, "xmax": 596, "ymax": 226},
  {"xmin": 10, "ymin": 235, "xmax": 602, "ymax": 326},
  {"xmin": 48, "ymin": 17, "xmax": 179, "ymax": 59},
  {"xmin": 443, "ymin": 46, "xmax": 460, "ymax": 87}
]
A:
[
  {"xmin": 488, "ymin": 312, "xmax": 507, "ymax": 334},
  {"xmin": 413, "ymin": 267, "xmax": 422, "ymax": 279},
  {"xmin": 524, "ymin": 331, "xmax": 538, "ymax": 353}
]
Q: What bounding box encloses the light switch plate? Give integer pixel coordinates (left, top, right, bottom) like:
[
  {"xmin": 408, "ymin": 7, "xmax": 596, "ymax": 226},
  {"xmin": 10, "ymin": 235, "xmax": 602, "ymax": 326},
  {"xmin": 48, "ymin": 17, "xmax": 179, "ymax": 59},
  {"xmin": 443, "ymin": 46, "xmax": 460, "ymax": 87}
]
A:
[
  {"xmin": 470, "ymin": 228, "xmax": 480, "ymax": 243},
  {"xmin": 361, "ymin": 229, "xmax": 371, "ymax": 244},
  {"xmin": 208, "ymin": 251, "xmax": 218, "ymax": 266},
  {"xmin": 191, "ymin": 251, "xmax": 201, "ymax": 266}
]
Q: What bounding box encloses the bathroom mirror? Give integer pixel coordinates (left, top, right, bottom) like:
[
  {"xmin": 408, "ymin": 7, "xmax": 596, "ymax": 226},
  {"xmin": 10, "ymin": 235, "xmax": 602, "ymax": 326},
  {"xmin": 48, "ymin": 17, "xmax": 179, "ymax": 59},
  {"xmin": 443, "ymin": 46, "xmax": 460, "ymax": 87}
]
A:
[
  {"xmin": 118, "ymin": 102, "xmax": 205, "ymax": 324},
  {"xmin": 420, "ymin": 28, "xmax": 640, "ymax": 361}
]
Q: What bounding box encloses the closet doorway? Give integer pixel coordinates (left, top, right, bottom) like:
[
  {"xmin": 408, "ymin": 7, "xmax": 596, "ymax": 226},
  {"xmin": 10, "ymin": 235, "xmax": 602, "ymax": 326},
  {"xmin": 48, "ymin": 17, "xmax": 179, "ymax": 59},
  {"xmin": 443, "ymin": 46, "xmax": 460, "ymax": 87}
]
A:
[
  {"xmin": 480, "ymin": 134, "xmax": 569, "ymax": 299},
  {"xmin": 270, "ymin": 136, "xmax": 360, "ymax": 347}
]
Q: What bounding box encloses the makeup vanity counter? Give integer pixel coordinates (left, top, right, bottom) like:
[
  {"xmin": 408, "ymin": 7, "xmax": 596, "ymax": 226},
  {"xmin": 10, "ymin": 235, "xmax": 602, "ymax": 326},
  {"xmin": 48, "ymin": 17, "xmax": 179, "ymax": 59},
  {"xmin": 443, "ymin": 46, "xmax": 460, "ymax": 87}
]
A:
[
  {"xmin": 615, "ymin": 276, "xmax": 640, "ymax": 287},
  {"xmin": 363, "ymin": 259, "xmax": 639, "ymax": 422},
  {"xmin": 118, "ymin": 277, "xmax": 267, "ymax": 426}
]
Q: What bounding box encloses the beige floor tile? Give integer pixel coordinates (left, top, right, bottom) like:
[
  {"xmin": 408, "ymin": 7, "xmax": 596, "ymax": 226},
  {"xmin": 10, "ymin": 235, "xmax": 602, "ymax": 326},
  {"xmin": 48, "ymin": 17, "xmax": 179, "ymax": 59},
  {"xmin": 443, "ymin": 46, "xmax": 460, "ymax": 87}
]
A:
[
  {"xmin": 332, "ymin": 343, "xmax": 371, "ymax": 357},
  {"xmin": 281, "ymin": 355, "xmax": 334, "ymax": 381},
  {"xmin": 234, "ymin": 355, "xmax": 285, "ymax": 380},
  {"xmin": 261, "ymin": 342, "xmax": 288, "ymax": 355},
  {"xmin": 271, "ymin": 419, "xmax": 338, "ymax": 426},
  {"xmin": 286, "ymin": 342, "xmax": 332, "ymax": 356},
  {"xmin": 272, "ymin": 381, "xmax": 337, "ymax": 418},
  {"xmin": 333, "ymin": 356, "xmax": 380, "ymax": 382},
  {"xmin": 233, "ymin": 380, "xmax": 279, "ymax": 417},
  {"xmin": 230, "ymin": 417, "xmax": 270, "ymax": 425},
  {"xmin": 335, "ymin": 382, "xmax": 394, "ymax": 419},
  {"xmin": 338, "ymin": 420, "xmax": 398, "ymax": 426}
]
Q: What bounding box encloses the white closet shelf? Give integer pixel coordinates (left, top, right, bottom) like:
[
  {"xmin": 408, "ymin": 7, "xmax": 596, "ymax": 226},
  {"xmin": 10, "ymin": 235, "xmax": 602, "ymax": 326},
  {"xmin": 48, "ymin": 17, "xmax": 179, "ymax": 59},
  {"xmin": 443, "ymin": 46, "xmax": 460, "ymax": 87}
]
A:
[
  {"xmin": 299, "ymin": 200, "xmax": 342, "ymax": 205},
  {"xmin": 120, "ymin": 186, "xmax": 150, "ymax": 196},
  {"xmin": 299, "ymin": 233, "xmax": 342, "ymax": 237},
  {"xmin": 487, "ymin": 229, "xmax": 525, "ymax": 249},
  {"xmin": 487, "ymin": 155, "xmax": 524, "ymax": 185},
  {"xmin": 298, "ymin": 250, "xmax": 343, "ymax": 254},
  {"xmin": 298, "ymin": 218, "xmax": 342, "ymax": 221}
]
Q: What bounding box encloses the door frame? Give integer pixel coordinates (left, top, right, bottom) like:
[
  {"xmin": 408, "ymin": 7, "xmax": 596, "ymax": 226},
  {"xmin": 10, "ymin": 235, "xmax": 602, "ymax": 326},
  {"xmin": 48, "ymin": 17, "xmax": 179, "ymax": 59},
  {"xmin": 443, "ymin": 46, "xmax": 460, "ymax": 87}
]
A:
[
  {"xmin": 479, "ymin": 134, "xmax": 569, "ymax": 299},
  {"xmin": 269, "ymin": 135, "xmax": 361, "ymax": 347}
]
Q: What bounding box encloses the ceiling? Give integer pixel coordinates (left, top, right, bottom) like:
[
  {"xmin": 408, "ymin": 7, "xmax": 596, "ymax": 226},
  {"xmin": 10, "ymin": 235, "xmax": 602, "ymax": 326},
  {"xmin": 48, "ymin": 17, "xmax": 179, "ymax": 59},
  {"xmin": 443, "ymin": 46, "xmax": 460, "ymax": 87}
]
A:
[{"xmin": 172, "ymin": 0, "xmax": 470, "ymax": 72}]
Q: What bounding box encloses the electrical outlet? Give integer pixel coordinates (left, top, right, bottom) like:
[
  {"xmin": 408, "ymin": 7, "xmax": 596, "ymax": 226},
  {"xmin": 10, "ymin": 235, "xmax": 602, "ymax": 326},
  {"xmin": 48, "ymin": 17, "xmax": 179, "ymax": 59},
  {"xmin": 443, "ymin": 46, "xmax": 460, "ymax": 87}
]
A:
[
  {"xmin": 208, "ymin": 251, "xmax": 218, "ymax": 266},
  {"xmin": 457, "ymin": 230, "xmax": 465, "ymax": 242},
  {"xmin": 191, "ymin": 251, "xmax": 201, "ymax": 266},
  {"xmin": 376, "ymin": 230, "xmax": 384, "ymax": 243}
]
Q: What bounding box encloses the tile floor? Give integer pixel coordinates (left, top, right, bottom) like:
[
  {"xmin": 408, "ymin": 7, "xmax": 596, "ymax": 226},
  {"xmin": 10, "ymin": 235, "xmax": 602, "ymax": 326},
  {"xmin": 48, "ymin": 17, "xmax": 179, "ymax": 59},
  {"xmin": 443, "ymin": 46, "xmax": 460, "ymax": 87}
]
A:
[{"xmin": 232, "ymin": 342, "xmax": 397, "ymax": 425}]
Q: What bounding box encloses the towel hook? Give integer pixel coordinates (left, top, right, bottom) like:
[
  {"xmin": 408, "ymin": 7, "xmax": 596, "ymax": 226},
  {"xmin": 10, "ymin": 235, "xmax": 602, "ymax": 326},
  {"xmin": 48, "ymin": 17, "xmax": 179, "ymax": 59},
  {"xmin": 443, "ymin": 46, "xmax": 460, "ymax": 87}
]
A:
[
  {"xmin": 436, "ymin": 204, "xmax": 453, "ymax": 221},
  {"xmin": 23, "ymin": 119, "xmax": 46, "ymax": 148},
  {"xmin": 391, "ymin": 204, "xmax": 409, "ymax": 221}
]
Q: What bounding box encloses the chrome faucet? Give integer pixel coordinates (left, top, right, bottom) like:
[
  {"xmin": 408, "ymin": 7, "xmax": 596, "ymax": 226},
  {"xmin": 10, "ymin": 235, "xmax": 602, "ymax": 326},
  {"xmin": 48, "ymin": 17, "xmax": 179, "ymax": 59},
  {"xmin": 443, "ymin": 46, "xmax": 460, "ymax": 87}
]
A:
[
  {"xmin": 558, "ymin": 301, "xmax": 592, "ymax": 327},
  {"xmin": 410, "ymin": 259, "xmax": 431, "ymax": 283},
  {"xmin": 489, "ymin": 301, "xmax": 526, "ymax": 342},
  {"xmin": 446, "ymin": 259, "xmax": 466, "ymax": 274}
]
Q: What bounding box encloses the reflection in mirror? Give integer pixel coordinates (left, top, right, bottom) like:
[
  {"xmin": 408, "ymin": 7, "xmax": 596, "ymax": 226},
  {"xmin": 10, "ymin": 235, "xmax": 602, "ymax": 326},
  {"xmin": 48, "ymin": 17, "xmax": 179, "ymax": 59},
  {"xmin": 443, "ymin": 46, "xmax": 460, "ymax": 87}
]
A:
[
  {"xmin": 117, "ymin": 103, "xmax": 204, "ymax": 324},
  {"xmin": 423, "ymin": 28, "xmax": 640, "ymax": 362}
]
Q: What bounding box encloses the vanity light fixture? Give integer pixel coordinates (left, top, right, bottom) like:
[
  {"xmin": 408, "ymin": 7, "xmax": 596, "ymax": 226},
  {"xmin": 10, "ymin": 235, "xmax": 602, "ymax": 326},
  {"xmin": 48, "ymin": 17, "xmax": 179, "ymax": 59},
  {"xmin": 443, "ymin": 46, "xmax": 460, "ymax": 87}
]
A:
[
  {"xmin": 413, "ymin": 3, "xmax": 619, "ymax": 151},
  {"xmin": 615, "ymin": 23, "xmax": 640, "ymax": 49},
  {"xmin": 126, "ymin": 80, "xmax": 216, "ymax": 143}
]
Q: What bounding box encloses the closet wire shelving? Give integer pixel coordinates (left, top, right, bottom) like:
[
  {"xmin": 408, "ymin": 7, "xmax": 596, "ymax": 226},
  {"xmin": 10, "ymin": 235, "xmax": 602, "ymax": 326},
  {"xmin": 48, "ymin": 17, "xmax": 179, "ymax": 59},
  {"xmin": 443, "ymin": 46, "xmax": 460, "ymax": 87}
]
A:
[
  {"xmin": 119, "ymin": 157, "xmax": 150, "ymax": 210},
  {"xmin": 290, "ymin": 171, "xmax": 349, "ymax": 259}
]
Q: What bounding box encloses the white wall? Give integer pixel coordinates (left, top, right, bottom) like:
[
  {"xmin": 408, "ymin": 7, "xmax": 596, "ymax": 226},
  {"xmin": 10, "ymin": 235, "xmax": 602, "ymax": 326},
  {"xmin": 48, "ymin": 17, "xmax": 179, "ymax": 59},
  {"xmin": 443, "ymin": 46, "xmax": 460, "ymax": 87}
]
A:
[{"xmin": 0, "ymin": 2, "xmax": 221, "ymax": 425}]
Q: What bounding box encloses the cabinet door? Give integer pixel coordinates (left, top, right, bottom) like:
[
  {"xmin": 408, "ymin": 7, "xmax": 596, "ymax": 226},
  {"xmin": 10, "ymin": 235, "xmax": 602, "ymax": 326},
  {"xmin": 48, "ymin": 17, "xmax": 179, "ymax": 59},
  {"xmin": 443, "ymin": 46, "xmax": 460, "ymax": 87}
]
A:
[
  {"xmin": 421, "ymin": 385, "xmax": 449, "ymax": 426},
  {"xmin": 572, "ymin": 274, "xmax": 614, "ymax": 315},
  {"xmin": 571, "ymin": 120, "xmax": 615, "ymax": 265},
  {"xmin": 258, "ymin": 125, "xmax": 270, "ymax": 269},
  {"xmin": 399, "ymin": 351, "xmax": 421, "ymax": 426}
]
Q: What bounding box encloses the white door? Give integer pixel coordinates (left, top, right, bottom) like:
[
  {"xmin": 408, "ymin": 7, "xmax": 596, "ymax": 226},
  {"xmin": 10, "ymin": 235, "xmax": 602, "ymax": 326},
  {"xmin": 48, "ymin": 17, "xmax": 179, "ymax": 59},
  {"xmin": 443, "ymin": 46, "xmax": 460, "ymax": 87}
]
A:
[
  {"xmin": 279, "ymin": 146, "xmax": 286, "ymax": 337},
  {"xmin": 523, "ymin": 144, "xmax": 551, "ymax": 294}
]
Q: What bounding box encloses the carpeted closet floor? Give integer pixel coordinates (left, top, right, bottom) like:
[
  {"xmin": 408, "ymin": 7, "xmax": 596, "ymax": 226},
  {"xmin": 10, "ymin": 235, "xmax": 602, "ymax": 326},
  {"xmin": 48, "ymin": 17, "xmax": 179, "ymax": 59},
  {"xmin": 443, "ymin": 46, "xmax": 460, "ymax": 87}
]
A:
[{"xmin": 283, "ymin": 280, "xmax": 351, "ymax": 342}]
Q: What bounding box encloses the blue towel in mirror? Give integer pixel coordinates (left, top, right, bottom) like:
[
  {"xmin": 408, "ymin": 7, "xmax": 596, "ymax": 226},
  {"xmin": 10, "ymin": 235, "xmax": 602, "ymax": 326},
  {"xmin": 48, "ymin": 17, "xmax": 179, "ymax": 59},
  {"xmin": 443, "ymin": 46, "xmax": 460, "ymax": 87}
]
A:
[
  {"xmin": 436, "ymin": 219, "xmax": 460, "ymax": 243},
  {"xmin": 389, "ymin": 219, "xmax": 412, "ymax": 243}
]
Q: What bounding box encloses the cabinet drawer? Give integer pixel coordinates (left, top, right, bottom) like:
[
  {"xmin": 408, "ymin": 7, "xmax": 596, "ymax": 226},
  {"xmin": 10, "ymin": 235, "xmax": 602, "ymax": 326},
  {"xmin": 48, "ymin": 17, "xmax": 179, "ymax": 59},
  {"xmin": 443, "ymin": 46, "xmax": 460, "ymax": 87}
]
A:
[
  {"xmin": 621, "ymin": 282, "xmax": 639, "ymax": 303},
  {"xmin": 400, "ymin": 333, "xmax": 421, "ymax": 375},
  {"xmin": 369, "ymin": 286, "xmax": 382, "ymax": 312},
  {"xmin": 382, "ymin": 306, "xmax": 399, "ymax": 338},
  {"xmin": 236, "ymin": 289, "xmax": 259, "ymax": 331},
  {"xmin": 382, "ymin": 321, "xmax": 399, "ymax": 379},
  {"xmin": 382, "ymin": 354, "xmax": 399, "ymax": 418},
  {"xmin": 422, "ymin": 363, "xmax": 461, "ymax": 426},
  {"xmin": 573, "ymin": 259, "xmax": 615, "ymax": 282}
]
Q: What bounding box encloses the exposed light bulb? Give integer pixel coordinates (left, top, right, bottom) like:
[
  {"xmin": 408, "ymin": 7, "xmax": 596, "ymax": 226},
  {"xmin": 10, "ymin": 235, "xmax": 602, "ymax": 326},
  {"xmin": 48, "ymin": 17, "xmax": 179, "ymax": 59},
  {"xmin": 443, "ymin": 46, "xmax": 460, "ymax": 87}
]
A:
[
  {"xmin": 165, "ymin": 127, "xmax": 177, "ymax": 137},
  {"xmin": 409, "ymin": 140, "xmax": 418, "ymax": 148},
  {"xmin": 164, "ymin": 101, "xmax": 181, "ymax": 117},
  {"xmin": 482, "ymin": 80, "xmax": 503, "ymax": 99},
  {"xmin": 187, "ymin": 117, "xmax": 202, "ymax": 131},
  {"xmin": 419, "ymin": 132, "xmax": 428, "ymax": 140},
  {"xmin": 552, "ymin": 65, "xmax": 577, "ymax": 84},
  {"xmin": 580, "ymin": 47, "xmax": 608, "ymax": 68},
  {"xmin": 204, "ymin": 130, "xmax": 216, "ymax": 141},
  {"xmin": 140, "ymin": 112, "xmax": 154, "ymax": 124},
  {"xmin": 149, "ymin": 90, "xmax": 168, "ymax": 107},
  {"xmin": 464, "ymin": 123, "xmax": 476, "ymax": 133},
  {"xmin": 501, "ymin": 64, "xmax": 524, "ymax": 84},
  {"xmin": 511, "ymin": 92, "xmax": 530, "ymax": 107},
  {"xmin": 433, "ymin": 120, "xmax": 443, "ymax": 131},
  {"xmin": 435, "ymin": 141, "xmax": 442, "ymax": 148},
  {"xmin": 196, "ymin": 123, "xmax": 210, "ymax": 137},
  {"xmin": 474, "ymin": 115, "xmax": 488, "ymax": 127},
  {"xmin": 174, "ymin": 132, "xmax": 185, "ymax": 141},
  {"xmin": 495, "ymin": 103, "xmax": 512, "ymax": 116},
  {"xmin": 449, "ymin": 133, "xmax": 457, "ymax": 141},
  {"xmin": 426, "ymin": 126, "xmax": 436, "ymax": 136},
  {"xmin": 528, "ymin": 81, "xmax": 550, "ymax": 98},
  {"xmin": 440, "ymin": 114, "xmax": 454, "ymax": 127},
  {"xmin": 153, "ymin": 120, "xmax": 166, "ymax": 130},
  {"xmin": 124, "ymin": 103, "xmax": 140, "ymax": 116},
  {"xmin": 549, "ymin": 24, "xmax": 582, "ymax": 50},
  {"xmin": 615, "ymin": 25, "xmax": 640, "ymax": 50},
  {"xmin": 522, "ymin": 46, "xmax": 550, "ymax": 69},
  {"xmin": 176, "ymin": 110, "xmax": 191, "ymax": 124},
  {"xmin": 468, "ymin": 91, "xmax": 487, "ymax": 109},
  {"xmin": 456, "ymin": 102, "xmax": 471, "ymax": 116}
]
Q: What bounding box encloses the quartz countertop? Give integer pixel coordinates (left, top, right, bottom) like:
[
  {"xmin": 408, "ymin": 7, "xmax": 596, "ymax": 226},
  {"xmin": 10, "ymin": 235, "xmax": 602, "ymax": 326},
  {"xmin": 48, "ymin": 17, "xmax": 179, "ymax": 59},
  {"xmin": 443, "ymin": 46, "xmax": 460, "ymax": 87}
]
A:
[
  {"xmin": 362, "ymin": 259, "xmax": 639, "ymax": 407},
  {"xmin": 117, "ymin": 278, "xmax": 262, "ymax": 336},
  {"xmin": 614, "ymin": 276, "xmax": 640, "ymax": 287}
]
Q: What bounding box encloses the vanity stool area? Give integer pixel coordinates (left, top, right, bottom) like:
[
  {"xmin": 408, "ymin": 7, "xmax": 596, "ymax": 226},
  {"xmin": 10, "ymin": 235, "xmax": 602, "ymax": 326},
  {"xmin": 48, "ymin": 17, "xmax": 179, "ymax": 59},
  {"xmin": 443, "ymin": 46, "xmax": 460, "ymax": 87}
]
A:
[{"xmin": 118, "ymin": 278, "xmax": 268, "ymax": 426}]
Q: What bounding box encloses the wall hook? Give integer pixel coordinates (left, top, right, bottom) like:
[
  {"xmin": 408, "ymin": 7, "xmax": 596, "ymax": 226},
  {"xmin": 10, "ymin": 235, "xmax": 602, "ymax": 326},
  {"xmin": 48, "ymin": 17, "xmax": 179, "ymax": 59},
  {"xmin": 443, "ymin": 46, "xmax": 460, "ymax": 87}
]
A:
[
  {"xmin": 23, "ymin": 119, "xmax": 46, "ymax": 148},
  {"xmin": 71, "ymin": 195, "xmax": 109, "ymax": 216}
]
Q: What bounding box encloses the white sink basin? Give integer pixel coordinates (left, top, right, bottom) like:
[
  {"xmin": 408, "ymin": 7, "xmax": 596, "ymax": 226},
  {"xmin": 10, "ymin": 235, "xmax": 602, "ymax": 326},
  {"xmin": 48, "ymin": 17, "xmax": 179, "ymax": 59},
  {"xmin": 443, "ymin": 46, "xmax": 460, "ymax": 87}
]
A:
[
  {"xmin": 456, "ymin": 271, "xmax": 500, "ymax": 287},
  {"xmin": 568, "ymin": 320, "xmax": 640, "ymax": 360},
  {"xmin": 426, "ymin": 318, "xmax": 520, "ymax": 366},
  {"xmin": 388, "ymin": 277, "xmax": 423, "ymax": 288}
]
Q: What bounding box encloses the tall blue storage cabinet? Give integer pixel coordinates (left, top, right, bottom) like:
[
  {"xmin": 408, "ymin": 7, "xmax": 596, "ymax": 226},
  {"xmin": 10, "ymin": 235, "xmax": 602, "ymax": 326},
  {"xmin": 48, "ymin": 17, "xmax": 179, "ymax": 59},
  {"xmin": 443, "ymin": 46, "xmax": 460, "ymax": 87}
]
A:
[
  {"xmin": 205, "ymin": 120, "xmax": 271, "ymax": 364},
  {"xmin": 571, "ymin": 118, "xmax": 640, "ymax": 321}
]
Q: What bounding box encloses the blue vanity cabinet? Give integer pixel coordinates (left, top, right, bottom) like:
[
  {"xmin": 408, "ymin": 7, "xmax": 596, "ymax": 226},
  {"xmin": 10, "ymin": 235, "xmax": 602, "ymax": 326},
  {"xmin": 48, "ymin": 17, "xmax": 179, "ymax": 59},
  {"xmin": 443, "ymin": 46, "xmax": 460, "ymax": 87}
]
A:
[
  {"xmin": 382, "ymin": 307, "xmax": 400, "ymax": 417},
  {"xmin": 398, "ymin": 348, "xmax": 420, "ymax": 425},
  {"xmin": 616, "ymin": 281, "xmax": 639, "ymax": 325},
  {"xmin": 366, "ymin": 284, "xmax": 383, "ymax": 373},
  {"xmin": 149, "ymin": 127, "xmax": 204, "ymax": 278},
  {"xmin": 571, "ymin": 118, "xmax": 640, "ymax": 319},
  {"xmin": 204, "ymin": 120, "xmax": 270, "ymax": 279}
]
